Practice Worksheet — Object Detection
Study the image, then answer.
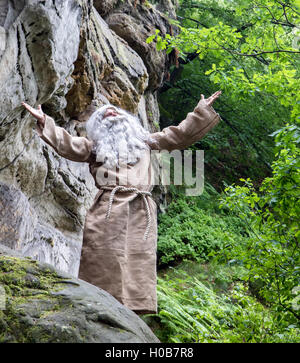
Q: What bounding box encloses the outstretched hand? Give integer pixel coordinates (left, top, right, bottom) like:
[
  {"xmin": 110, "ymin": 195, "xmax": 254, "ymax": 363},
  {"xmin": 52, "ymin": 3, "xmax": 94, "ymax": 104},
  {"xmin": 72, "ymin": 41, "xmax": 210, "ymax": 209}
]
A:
[
  {"xmin": 21, "ymin": 102, "xmax": 46, "ymax": 126},
  {"xmin": 200, "ymin": 90, "xmax": 222, "ymax": 107}
]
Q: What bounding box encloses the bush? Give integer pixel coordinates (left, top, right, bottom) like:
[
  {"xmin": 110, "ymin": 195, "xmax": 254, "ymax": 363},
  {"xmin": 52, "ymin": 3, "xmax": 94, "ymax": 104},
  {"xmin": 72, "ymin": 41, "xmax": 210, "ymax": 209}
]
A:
[
  {"xmin": 157, "ymin": 184, "xmax": 248, "ymax": 266},
  {"xmin": 219, "ymin": 124, "xmax": 300, "ymax": 323}
]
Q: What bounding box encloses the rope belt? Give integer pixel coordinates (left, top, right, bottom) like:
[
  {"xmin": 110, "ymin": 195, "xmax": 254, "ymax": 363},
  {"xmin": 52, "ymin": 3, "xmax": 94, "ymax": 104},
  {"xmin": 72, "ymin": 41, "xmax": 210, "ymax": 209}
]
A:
[{"xmin": 100, "ymin": 186, "xmax": 152, "ymax": 241}]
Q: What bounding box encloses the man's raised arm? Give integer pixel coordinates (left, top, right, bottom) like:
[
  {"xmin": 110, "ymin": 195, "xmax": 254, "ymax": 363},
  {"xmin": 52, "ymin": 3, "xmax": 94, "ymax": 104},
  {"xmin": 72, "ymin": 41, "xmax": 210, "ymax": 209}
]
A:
[
  {"xmin": 22, "ymin": 102, "xmax": 93, "ymax": 162},
  {"xmin": 149, "ymin": 91, "xmax": 221, "ymax": 151}
]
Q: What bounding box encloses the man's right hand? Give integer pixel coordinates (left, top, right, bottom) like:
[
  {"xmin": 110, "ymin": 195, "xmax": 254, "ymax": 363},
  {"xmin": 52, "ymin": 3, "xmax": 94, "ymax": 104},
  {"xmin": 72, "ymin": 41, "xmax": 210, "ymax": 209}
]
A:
[{"xmin": 21, "ymin": 102, "xmax": 46, "ymax": 127}]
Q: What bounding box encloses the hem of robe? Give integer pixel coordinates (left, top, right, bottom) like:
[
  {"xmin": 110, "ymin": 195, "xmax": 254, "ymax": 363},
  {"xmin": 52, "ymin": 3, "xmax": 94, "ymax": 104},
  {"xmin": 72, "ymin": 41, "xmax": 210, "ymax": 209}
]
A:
[
  {"xmin": 78, "ymin": 250, "xmax": 158, "ymax": 314},
  {"xmin": 133, "ymin": 309, "xmax": 157, "ymax": 315},
  {"xmin": 115, "ymin": 296, "xmax": 158, "ymax": 315}
]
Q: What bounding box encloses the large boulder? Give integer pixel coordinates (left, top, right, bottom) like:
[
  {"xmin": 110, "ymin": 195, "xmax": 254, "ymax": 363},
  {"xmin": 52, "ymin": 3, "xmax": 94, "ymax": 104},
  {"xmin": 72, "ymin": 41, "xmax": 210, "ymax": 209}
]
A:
[{"xmin": 0, "ymin": 245, "xmax": 160, "ymax": 343}]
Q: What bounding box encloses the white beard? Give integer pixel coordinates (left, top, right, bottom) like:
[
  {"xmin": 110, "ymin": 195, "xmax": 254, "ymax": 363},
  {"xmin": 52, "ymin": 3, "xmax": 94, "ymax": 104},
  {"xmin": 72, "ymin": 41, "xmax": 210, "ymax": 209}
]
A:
[{"xmin": 85, "ymin": 105, "xmax": 157, "ymax": 169}]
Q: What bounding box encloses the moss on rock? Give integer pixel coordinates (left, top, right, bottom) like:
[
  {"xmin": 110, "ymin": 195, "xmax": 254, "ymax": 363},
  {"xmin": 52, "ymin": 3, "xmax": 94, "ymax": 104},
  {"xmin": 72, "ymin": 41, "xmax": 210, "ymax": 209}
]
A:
[{"xmin": 0, "ymin": 255, "xmax": 69, "ymax": 342}]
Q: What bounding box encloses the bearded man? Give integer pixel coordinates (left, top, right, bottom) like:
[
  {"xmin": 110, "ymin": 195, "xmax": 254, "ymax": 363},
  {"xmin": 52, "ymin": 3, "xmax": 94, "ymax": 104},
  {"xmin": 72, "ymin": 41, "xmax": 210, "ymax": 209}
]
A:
[{"xmin": 21, "ymin": 90, "xmax": 221, "ymax": 315}]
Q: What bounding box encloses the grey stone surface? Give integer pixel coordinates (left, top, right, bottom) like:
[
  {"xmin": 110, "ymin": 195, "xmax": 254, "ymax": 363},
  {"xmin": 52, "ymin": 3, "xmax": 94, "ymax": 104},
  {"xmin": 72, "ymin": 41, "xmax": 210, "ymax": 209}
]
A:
[
  {"xmin": 104, "ymin": 0, "xmax": 176, "ymax": 90},
  {"xmin": 0, "ymin": 182, "xmax": 82, "ymax": 276},
  {"xmin": 93, "ymin": 0, "xmax": 119, "ymax": 17},
  {"xmin": 0, "ymin": 182, "xmax": 37, "ymax": 251},
  {"xmin": 0, "ymin": 0, "xmax": 96, "ymax": 276}
]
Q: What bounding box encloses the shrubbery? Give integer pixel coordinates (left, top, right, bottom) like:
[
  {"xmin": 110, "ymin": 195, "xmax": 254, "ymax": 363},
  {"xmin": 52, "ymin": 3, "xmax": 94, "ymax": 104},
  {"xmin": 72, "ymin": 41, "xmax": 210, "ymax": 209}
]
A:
[
  {"xmin": 219, "ymin": 124, "xmax": 300, "ymax": 323},
  {"xmin": 146, "ymin": 0, "xmax": 300, "ymax": 342},
  {"xmin": 157, "ymin": 184, "xmax": 248, "ymax": 266},
  {"xmin": 151, "ymin": 125, "xmax": 300, "ymax": 342}
]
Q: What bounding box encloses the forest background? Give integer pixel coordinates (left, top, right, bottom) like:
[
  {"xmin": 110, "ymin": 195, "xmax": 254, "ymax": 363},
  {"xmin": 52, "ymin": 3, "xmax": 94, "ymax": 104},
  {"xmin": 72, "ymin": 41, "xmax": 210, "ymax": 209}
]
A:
[{"xmin": 142, "ymin": 0, "xmax": 300, "ymax": 343}]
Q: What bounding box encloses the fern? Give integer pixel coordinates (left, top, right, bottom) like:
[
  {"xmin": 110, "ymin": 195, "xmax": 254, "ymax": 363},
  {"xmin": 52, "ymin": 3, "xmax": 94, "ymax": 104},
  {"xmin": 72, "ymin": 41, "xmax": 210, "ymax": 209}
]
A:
[{"xmin": 143, "ymin": 264, "xmax": 300, "ymax": 343}]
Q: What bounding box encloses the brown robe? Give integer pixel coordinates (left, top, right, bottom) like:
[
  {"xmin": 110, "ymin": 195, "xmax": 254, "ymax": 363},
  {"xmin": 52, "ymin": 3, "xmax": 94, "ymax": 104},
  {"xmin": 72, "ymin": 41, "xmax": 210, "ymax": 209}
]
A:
[{"xmin": 36, "ymin": 100, "xmax": 220, "ymax": 314}]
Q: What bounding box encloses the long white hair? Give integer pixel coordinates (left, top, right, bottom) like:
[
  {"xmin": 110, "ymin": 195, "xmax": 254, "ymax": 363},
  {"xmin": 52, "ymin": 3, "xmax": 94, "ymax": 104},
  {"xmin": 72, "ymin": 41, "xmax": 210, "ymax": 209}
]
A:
[{"xmin": 85, "ymin": 104, "xmax": 157, "ymax": 169}]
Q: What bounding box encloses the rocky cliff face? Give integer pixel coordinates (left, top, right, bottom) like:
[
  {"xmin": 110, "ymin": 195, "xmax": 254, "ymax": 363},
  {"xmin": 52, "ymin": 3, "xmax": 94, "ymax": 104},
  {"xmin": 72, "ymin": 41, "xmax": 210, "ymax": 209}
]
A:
[{"xmin": 0, "ymin": 0, "xmax": 175, "ymax": 275}]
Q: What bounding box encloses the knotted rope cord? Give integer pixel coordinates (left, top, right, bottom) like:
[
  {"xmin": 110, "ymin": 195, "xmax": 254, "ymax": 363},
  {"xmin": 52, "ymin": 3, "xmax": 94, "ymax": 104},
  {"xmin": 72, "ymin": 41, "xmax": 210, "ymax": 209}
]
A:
[{"xmin": 100, "ymin": 186, "xmax": 152, "ymax": 241}]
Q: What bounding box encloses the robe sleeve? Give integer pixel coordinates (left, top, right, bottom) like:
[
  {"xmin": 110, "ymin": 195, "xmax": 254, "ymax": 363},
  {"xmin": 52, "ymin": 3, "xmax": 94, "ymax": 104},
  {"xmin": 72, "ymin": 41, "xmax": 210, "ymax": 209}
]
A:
[
  {"xmin": 149, "ymin": 100, "xmax": 220, "ymax": 151},
  {"xmin": 36, "ymin": 114, "xmax": 93, "ymax": 162}
]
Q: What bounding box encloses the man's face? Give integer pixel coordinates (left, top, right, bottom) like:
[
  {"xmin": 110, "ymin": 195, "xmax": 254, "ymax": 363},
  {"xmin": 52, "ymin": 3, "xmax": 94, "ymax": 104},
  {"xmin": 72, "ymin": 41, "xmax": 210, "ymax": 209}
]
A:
[{"xmin": 103, "ymin": 107, "xmax": 119, "ymax": 119}]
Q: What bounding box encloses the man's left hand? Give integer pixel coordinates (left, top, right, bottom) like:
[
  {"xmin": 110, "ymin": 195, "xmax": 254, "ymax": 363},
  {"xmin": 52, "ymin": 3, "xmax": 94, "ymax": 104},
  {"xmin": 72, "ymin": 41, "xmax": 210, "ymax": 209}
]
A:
[{"xmin": 200, "ymin": 90, "xmax": 222, "ymax": 107}]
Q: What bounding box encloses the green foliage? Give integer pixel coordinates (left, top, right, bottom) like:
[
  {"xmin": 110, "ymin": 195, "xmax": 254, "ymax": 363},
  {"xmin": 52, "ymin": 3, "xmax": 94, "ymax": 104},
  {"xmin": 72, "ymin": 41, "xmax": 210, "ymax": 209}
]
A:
[
  {"xmin": 158, "ymin": 57, "xmax": 280, "ymax": 185},
  {"xmin": 154, "ymin": 126, "xmax": 300, "ymax": 342},
  {"xmin": 157, "ymin": 184, "xmax": 248, "ymax": 266},
  {"xmin": 219, "ymin": 124, "xmax": 300, "ymax": 320},
  {"xmin": 147, "ymin": 0, "xmax": 300, "ymax": 185},
  {"xmin": 149, "ymin": 0, "xmax": 300, "ymax": 343},
  {"xmin": 144, "ymin": 263, "xmax": 300, "ymax": 342},
  {"xmin": 150, "ymin": 0, "xmax": 300, "ymax": 118}
]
